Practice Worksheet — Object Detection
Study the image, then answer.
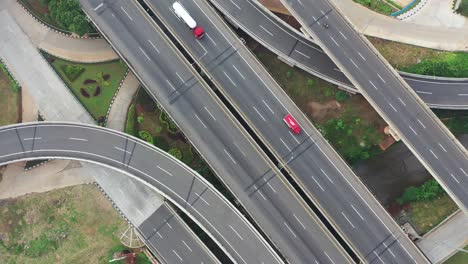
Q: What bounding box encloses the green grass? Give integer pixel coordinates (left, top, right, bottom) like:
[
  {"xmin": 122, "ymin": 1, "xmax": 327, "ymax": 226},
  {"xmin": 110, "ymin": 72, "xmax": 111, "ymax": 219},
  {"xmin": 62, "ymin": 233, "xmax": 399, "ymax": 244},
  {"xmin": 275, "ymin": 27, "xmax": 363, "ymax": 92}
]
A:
[
  {"xmin": 408, "ymin": 193, "xmax": 459, "ymax": 235},
  {"xmin": 44, "ymin": 53, "xmax": 128, "ymax": 121},
  {"xmin": 0, "ymin": 62, "xmax": 20, "ymax": 126},
  {"xmin": 353, "ymin": 0, "xmax": 400, "ymax": 15},
  {"xmin": 457, "ymin": 0, "xmax": 468, "ymax": 17},
  {"xmin": 0, "ymin": 185, "xmax": 127, "ymax": 263},
  {"xmin": 401, "ymin": 52, "xmax": 468, "ymax": 78},
  {"xmin": 444, "ymin": 245, "xmax": 468, "ymax": 264}
]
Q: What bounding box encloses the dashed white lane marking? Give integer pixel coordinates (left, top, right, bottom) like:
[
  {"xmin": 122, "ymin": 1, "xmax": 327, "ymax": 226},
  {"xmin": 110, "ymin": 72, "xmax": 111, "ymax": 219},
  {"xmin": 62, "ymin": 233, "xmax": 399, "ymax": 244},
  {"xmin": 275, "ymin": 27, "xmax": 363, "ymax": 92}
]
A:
[
  {"xmin": 311, "ymin": 175, "xmax": 325, "ymax": 191},
  {"xmin": 397, "ymin": 97, "xmax": 406, "ymax": 106},
  {"xmin": 329, "ymin": 35, "xmax": 340, "ymax": 47},
  {"xmin": 283, "ymin": 222, "xmax": 297, "ymax": 238},
  {"xmin": 266, "ymin": 181, "xmax": 277, "ymax": 193},
  {"xmin": 223, "ymin": 71, "xmax": 237, "ymax": 87},
  {"xmin": 253, "ymin": 106, "xmax": 267, "ymax": 121},
  {"xmin": 349, "ymin": 58, "xmax": 359, "ymax": 69},
  {"xmin": 24, "ymin": 137, "xmax": 41, "ymax": 141},
  {"xmin": 351, "ymin": 204, "xmax": 364, "ymax": 220},
  {"xmin": 224, "ymin": 149, "xmax": 237, "ymax": 164},
  {"xmin": 114, "ymin": 146, "xmax": 131, "ymax": 154},
  {"xmin": 228, "ymin": 0, "xmax": 241, "ymax": 10},
  {"xmin": 388, "ymin": 103, "xmax": 398, "ymax": 112},
  {"xmin": 165, "ymin": 220, "xmax": 172, "ymax": 229},
  {"xmin": 341, "ymin": 212, "xmax": 355, "ymax": 228},
  {"xmin": 205, "ymin": 33, "xmax": 217, "ymax": 46},
  {"xmin": 312, "ymin": 15, "xmax": 317, "ymax": 21},
  {"xmin": 229, "ymin": 225, "xmax": 244, "ymax": 240},
  {"xmin": 458, "ymin": 93, "xmax": 468, "ymax": 96},
  {"xmin": 320, "ymin": 9, "xmax": 329, "ymax": 19},
  {"xmin": 339, "ymin": 31, "xmax": 348, "ymax": 40},
  {"xmin": 173, "ymin": 250, "xmax": 183, "ymax": 261},
  {"xmin": 417, "ymin": 119, "xmax": 426, "ymax": 129},
  {"xmin": 409, "ymin": 125, "xmax": 418, "ymax": 136},
  {"xmin": 377, "ymin": 74, "xmax": 386, "ymax": 83},
  {"xmin": 438, "ymin": 143, "xmax": 447, "ymax": 152},
  {"xmin": 193, "ymin": 113, "xmax": 207, "ymax": 128},
  {"xmin": 121, "ymin": 6, "xmax": 133, "ymax": 21},
  {"xmin": 279, "ymin": 138, "xmax": 291, "ymax": 152},
  {"xmin": 94, "ymin": 3, "xmax": 103, "ymax": 11},
  {"xmin": 416, "ymin": 90, "xmax": 432, "ymax": 95},
  {"xmin": 450, "ymin": 173, "xmax": 460, "ymax": 183},
  {"xmin": 289, "ymin": 131, "xmax": 301, "ymax": 144},
  {"xmin": 320, "ymin": 168, "xmax": 334, "ymax": 184},
  {"xmin": 148, "ymin": 39, "xmax": 160, "ymax": 53},
  {"xmin": 182, "ymin": 240, "xmax": 193, "ymax": 252},
  {"xmin": 175, "ymin": 72, "xmax": 185, "ymax": 84},
  {"xmin": 166, "ymin": 80, "xmax": 176, "ymax": 91},
  {"xmin": 294, "ymin": 50, "xmax": 310, "ymax": 59},
  {"xmin": 369, "ymin": 80, "xmax": 378, "ymax": 90},
  {"xmin": 460, "ymin": 168, "xmax": 468, "ymax": 177},
  {"xmin": 324, "ymin": 251, "xmax": 336, "ymax": 264},
  {"xmin": 297, "ymin": 0, "xmax": 304, "ymax": 6},
  {"xmin": 232, "ymin": 65, "xmax": 246, "ymax": 80},
  {"xmin": 157, "ymin": 165, "xmax": 173, "ymax": 176},
  {"xmin": 69, "ymin": 137, "xmax": 88, "ymax": 142},
  {"xmin": 204, "ymin": 106, "xmax": 217, "ymax": 121},
  {"xmin": 262, "ymin": 100, "xmax": 275, "ymax": 114},
  {"xmin": 383, "ymin": 242, "xmax": 396, "ymax": 258},
  {"xmin": 194, "ymin": 192, "xmax": 210, "ymax": 206},
  {"xmin": 157, "ymin": 232, "xmax": 163, "ymax": 238},
  {"xmin": 259, "ymin": 25, "xmax": 274, "ymax": 36},
  {"xmin": 293, "ymin": 214, "xmax": 306, "ymax": 229},
  {"xmin": 374, "ymin": 250, "xmax": 385, "ymax": 264},
  {"xmin": 357, "ymin": 52, "xmax": 366, "ymax": 61},
  {"xmin": 139, "ymin": 47, "xmax": 151, "ymax": 61},
  {"xmin": 429, "ymin": 149, "xmax": 439, "ymax": 160},
  {"xmin": 234, "ymin": 143, "xmax": 247, "ymax": 157}
]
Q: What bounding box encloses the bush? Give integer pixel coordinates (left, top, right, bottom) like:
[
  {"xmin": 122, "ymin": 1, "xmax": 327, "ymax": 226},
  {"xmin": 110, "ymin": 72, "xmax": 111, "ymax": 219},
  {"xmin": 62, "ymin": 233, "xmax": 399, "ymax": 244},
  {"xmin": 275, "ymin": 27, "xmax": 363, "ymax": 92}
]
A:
[
  {"xmin": 286, "ymin": 70, "xmax": 293, "ymax": 78},
  {"xmin": 61, "ymin": 64, "xmax": 84, "ymax": 82},
  {"xmin": 397, "ymin": 179, "xmax": 445, "ymax": 204},
  {"xmin": 168, "ymin": 148, "xmax": 183, "ymax": 160},
  {"xmin": 80, "ymin": 88, "xmax": 90, "ymax": 98},
  {"xmin": 93, "ymin": 86, "xmax": 101, "ymax": 96},
  {"xmin": 306, "ymin": 79, "xmax": 315, "ymax": 87},
  {"xmin": 160, "ymin": 111, "xmax": 179, "ymax": 134},
  {"xmin": 155, "ymin": 126, "xmax": 162, "ymax": 134},
  {"xmin": 181, "ymin": 147, "xmax": 194, "ymax": 165},
  {"xmin": 138, "ymin": 130, "xmax": 154, "ymax": 145},
  {"xmin": 83, "ymin": 79, "xmax": 96, "ymax": 84},
  {"xmin": 335, "ymin": 90, "xmax": 350, "ymax": 102},
  {"xmin": 153, "ymin": 136, "xmax": 170, "ymax": 151},
  {"xmin": 47, "ymin": 0, "xmax": 93, "ymax": 36},
  {"xmin": 125, "ymin": 104, "xmax": 137, "ymax": 136},
  {"xmin": 137, "ymin": 116, "xmax": 144, "ymax": 124}
]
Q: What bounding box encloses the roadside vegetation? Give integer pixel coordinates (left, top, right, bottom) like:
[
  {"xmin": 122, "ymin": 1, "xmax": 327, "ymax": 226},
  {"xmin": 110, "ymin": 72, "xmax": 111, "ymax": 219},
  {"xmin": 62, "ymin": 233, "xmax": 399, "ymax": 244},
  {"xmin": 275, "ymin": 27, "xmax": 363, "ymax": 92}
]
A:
[
  {"xmin": 0, "ymin": 61, "xmax": 21, "ymax": 126},
  {"xmin": 0, "ymin": 184, "xmax": 128, "ymax": 263},
  {"xmin": 246, "ymin": 39, "xmax": 387, "ymax": 164},
  {"xmin": 43, "ymin": 52, "xmax": 128, "ymax": 123},
  {"xmin": 457, "ymin": 0, "xmax": 468, "ymax": 17},
  {"xmin": 444, "ymin": 245, "xmax": 468, "ymax": 264},
  {"xmin": 435, "ymin": 110, "xmax": 468, "ymax": 135},
  {"xmin": 369, "ymin": 37, "xmax": 468, "ymax": 78},
  {"xmin": 353, "ymin": 0, "xmax": 402, "ymax": 15},
  {"xmin": 19, "ymin": 0, "xmax": 95, "ymax": 36},
  {"xmin": 125, "ymin": 88, "xmax": 233, "ymax": 200}
]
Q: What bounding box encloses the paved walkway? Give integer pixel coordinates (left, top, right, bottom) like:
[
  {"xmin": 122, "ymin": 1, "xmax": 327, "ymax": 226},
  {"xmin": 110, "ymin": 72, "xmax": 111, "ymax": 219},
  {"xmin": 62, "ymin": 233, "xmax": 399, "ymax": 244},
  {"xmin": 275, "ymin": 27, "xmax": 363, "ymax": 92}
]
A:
[
  {"xmin": 0, "ymin": 0, "xmax": 118, "ymax": 63},
  {"xmin": 417, "ymin": 211, "xmax": 468, "ymax": 263},
  {"xmin": 107, "ymin": 72, "xmax": 140, "ymax": 131},
  {"xmin": 401, "ymin": 0, "xmax": 467, "ymax": 28},
  {"xmin": 259, "ymin": 0, "xmax": 468, "ymax": 51}
]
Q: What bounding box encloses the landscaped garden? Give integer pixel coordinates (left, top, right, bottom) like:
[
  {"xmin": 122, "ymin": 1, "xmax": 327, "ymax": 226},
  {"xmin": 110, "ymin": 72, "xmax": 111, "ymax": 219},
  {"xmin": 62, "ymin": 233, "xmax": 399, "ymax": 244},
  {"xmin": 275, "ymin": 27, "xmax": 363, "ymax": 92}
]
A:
[
  {"xmin": 0, "ymin": 61, "xmax": 21, "ymax": 126},
  {"xmin": 43, "ymin": 52, "xmax": 128, "ymax": 123},
  {"xmin": 353, "ymin": 0, "xmax": 402, "ymax": 15},
  {"xmin": 0, "ymin": 184, "xmax": 130, "ymax": 263},
  {"xmin": 19, "ymin": 0, "xmax": 95, "ymax": 36}
]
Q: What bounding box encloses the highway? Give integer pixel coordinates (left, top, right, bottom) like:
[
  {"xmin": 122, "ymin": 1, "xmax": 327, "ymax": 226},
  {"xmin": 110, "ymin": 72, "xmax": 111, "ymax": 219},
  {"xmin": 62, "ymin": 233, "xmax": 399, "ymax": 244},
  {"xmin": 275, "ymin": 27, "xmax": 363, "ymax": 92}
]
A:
[
  {"xmin": 207, "ymin": 0, "xmax": 468, "ymax": 109},
  {"xmin": 0, "ymin": 122, "xmax": 280, "ymax": 264},
  {"xmin": 81, "ymin": 0, "xmax": 353, "ymax": 263},
  {"xmin": 280, "ymin": 0, "xmax": 468, "ymax": 212},
  {"xmin": 138, "ymin": 203, "xmax": 221, "ymax": 264},
  {"xmin": 146, "ymin": 0, "xmax": 429, "ymax": 263}
]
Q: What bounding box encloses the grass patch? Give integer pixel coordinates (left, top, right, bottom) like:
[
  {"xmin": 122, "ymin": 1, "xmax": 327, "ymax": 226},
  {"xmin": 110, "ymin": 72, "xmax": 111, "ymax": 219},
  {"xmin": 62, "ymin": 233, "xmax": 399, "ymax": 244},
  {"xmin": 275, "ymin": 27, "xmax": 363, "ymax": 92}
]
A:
[
  {"xmin": 457, "ymin": 0, "xmax": 468, "ymax": 17},
  {"xmin": 407, "ymin": 193, "xmax": 458, "ymax": 235},
  {"xmin": 444, "ymin": 245, "xmax": 468, "ymax": 264},
  {"xmin": 44, "ymin": 52, "xmax": 128, "ymax": 121},
  {"xmin": 247, "ymin": 37, "xmax": 387, "ymax": 164},
  {"xmin": 0, "ymin": 184, "xmax": 127, "ymax": 263},
  {"xmin": 0, "ymin": 62, "xmax": 20, "ymax": 126},
  {"xmin": 353, "ymin": 0, "xmax": 401, "ymax": 15}
]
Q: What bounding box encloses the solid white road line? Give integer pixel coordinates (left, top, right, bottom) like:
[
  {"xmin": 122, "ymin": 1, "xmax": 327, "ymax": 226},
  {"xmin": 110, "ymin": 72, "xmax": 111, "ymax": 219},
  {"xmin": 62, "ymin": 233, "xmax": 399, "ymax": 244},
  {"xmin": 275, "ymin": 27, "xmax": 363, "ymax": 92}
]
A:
[
  {"xmin": 121, "ymin": 6, "xmax": 133, "ymax": 21},
  {"xmin": 194, "ymin": 192, "xmax": 210, "ymax": 206},
  {"xmin": 193, "ymin": 113, "xmax": 207, "ymax": 128},
  {"xmin": 341, "ymin": 212, "xmax": 355, "ymax": 228},
  {"xmin": 157, "ymin": 165, "xmax": 173, "ymax": 176},
  {"xmin": 259, "ymin": 25, "xmax": 274, "ymax": 36},
  {"xmin": 148, "ymin": 39, "xmax": 160, "ymax": 53},
  {"xmin": 283, "ymin": 222, "xmax": 297, "ymax": 238},
  {"xmin": 204, "ymin": 106, "xmax": 216, "ymax": 121},
  {"xmin": 293, "ymin": 214, "xmax": 306, "ymax": 229},
  {"xmin": 229, "ymin": 225, "xmax": 244, "ymax": 240}
]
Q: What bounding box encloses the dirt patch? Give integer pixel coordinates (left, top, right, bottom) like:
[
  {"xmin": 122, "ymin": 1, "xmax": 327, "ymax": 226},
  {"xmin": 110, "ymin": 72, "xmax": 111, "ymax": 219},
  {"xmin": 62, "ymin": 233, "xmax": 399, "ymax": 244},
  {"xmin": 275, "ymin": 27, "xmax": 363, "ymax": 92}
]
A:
[{"xmin": 308, "ymin": 100, "xmax": 342, "ymax": 121}]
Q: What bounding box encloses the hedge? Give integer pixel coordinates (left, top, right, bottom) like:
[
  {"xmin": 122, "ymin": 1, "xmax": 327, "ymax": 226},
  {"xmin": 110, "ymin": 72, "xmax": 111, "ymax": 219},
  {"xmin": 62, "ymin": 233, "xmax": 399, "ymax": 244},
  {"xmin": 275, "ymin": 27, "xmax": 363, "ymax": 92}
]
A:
[
  {"xmin": 138, "ymin": 130, "xmax": 153, "ymax": 145},
  {"xmin": 125, "ymin": 104, "xmax": 137, "ymax": 136}
]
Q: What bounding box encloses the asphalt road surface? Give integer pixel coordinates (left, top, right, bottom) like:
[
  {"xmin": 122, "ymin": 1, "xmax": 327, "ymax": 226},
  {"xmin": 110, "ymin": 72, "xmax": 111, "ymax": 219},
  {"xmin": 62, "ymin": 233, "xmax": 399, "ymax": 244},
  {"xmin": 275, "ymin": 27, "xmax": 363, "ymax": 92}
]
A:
[
  {"xmin": 208, "ymin": 0, "xmax": 468, "ymax": 109},
  {"xmin": 138, "ymin": 203, "xmax": 221, "ymax": 264},
  {"xmin": 280, "ymin": 0, "xmax": 468, "ymax": 213},
  {"xmin": 80, "ymin": 0, "xmax": 353, "ymax": 263},
  {"xmin": 146, "ymin": 0, "xmax": 429, "ymax": 263},
  {"xmin": 0, "ymin": 122, "xmax": 281, "ymax": 264}
]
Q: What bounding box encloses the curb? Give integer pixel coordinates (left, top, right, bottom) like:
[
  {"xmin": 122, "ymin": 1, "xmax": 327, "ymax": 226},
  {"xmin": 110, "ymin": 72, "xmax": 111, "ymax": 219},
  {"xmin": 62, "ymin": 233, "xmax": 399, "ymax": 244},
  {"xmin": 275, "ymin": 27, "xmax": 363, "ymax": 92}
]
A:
[{"xmin": 396, "ymin": 0, "xmax": 430, "ymax": 20}]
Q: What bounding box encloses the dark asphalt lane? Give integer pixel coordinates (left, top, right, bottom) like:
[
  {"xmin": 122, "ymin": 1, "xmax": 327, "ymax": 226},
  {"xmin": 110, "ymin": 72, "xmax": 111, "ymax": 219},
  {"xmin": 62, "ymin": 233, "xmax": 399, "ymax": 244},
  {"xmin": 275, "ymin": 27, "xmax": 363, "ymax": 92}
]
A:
[
  {"xmin": 81, "ymin": 0, "xmax": 353, "ymax": 263},
  {"xmin": 146, "ymin": 0, "xmax": 430, "ymax": 263},
  {"xmin": 208, "ymin": 0, "xmax": 468, "ymax": 109},
  {"xmin": 138, "ymin": 203, "xmax": 220, "ymax": 264},
  {"xmin": 280, "ymin": 0, "xmax": 467, "ymax": 260},
  {"xmin": 0, "ymin": 122, "xmax": 278, "ymax": 264}
]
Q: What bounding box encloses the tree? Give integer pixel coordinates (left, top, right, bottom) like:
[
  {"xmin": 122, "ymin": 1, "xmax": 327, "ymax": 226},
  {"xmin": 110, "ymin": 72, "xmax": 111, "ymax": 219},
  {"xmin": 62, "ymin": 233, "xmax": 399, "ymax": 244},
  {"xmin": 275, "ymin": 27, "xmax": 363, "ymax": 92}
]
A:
[
  {"xmin": 47, "ymin": 0, "xmax": 93, "ymax": 36},
  {"xmin": 168, "ymin": 148, "xmax": 183, "ymax": 160}
]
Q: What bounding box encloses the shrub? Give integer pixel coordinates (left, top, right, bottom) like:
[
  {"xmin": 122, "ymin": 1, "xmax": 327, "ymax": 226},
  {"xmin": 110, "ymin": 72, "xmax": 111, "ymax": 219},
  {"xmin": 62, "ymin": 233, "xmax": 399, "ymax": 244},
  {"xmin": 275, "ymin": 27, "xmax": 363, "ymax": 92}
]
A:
[
  {"xmin": 153, "ymin": 136, "xmax": 170, "ymax": 151},
  {"xmin": 286, "ymin": 70, "xmax": 293, "ymax": 78},
  {"xmin": 47, "ymin": 0, "xmax": 93, "ymax": 36},
  {"xmin": 335, "ymin": 90, "xmax": 350, "ymax": 102},
  {"xmin": 155, "ymin": 126, "xmax": 162, "ymax": 134},
  {"xmin": 457, "ymin": 0, "xmax": 468, "ymax": 17},
  {"xmin": 137, "ymin": 116, "xmax": 144, "ymax": 124},
  {"xmin": 83, "ymin": 79, "xmax": 96, "ymax": 84},
  {"xmin": 168, "ymin": 148, "xmax": 183, "ymax": 160},
  {"xmin": 306, "ymin": 79, "xmax": 315, "ymax": 87},
  {"xmin": 80, "ymin": 88, "xmax": 90, "ymax": 98},
  {"xmin": 138, "ymin": 130, "xmax": 154, "ymax": 145},
  {"xmin": 93, "ymin": 86, "xmax": 101, "ymax": 96},
  {"xmin": 125, "ymin": 104, "xmax": 136, "ymax": 136},
  {"xmin": 160, "ymin": 111, "xmax": 179, "ymax": 134},
  {"xmin": 397, "ymin": 179, "xmax": 445, "ymax": 204},
  {"xmin": 103, "ymin": 74, "xmax": 111, "ymax": 80},
  {"xmin": 61, "ymin": 64, "xmax": 84, "ymax": 82},
  {"xmin": 181, "ymin": 147, "xmax": 194, "ymax": 165}
]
